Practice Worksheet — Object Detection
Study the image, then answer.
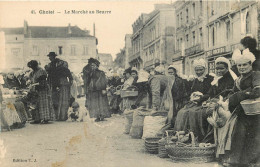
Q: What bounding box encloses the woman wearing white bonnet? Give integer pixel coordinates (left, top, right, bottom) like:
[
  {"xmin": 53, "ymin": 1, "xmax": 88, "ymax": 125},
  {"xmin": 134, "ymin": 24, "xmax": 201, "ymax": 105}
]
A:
[
  {"xmin": 217, "ymin": 48, "xmax": 260, "ymax": 167},
  {"xmin": 174, "ymin": 58, "xmax": 214, "ymax": 143}
]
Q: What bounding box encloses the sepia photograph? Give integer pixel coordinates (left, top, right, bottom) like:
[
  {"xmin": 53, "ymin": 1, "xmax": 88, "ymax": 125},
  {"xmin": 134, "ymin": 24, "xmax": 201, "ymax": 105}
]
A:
[{"xmin": 0, "ymin": 0, "xmax": 259, "ymax": 167}]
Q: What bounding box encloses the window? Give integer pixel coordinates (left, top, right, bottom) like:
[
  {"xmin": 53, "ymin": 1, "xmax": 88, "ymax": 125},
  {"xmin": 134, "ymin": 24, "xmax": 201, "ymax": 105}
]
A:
[
  {"xmin": 199, "ymin": 27, "xmax": 203, "ymax": 42},
  {"xmin": 226, "ymin": 21, "xmax": 231, "ymax": 40},
  {"xmin": 186, "ymin": 8, "xmax": 189, "ymax": 23},
  {"xmin": 180, "ymin": 12, "xmax": 183, "ymax": 26},
  {"xmin": 32, "ymin": 45, "xmax": 38, "ymax": 56},
  {"xmin": 186, "ymin": 34, "xmax": 189, "ymax": 47},
  {"xmin": 180, "ymin": 38, "xmax": 183, "ymax": 48},
  {"xmin": 192, "ymin": 31, "xmax": 196, "ymax": 46},
  {"xmin": 58, "ymin": 46, "xmax": 63, "ymax": 55},
  {"xmin": 15, "ymin": 37, "xmax": 17, "ymax": 40},
  {"xmin": 192, "ymin": 3, "xmax": 195, "ymax": 19},
  {"xmin": 177, "ymin": 39, "xmax": 179, "ymax": 50},
  {"xmin": 212, "ymin": 27, "xmax": 215, "ymax": 46},
  {"xmin": 200, "ymin": 0, "xmax": 203, "ymax": 15},
  {"xmin": 11, "ymin": 48, "xmax": 20, "ymax": 56},
  {"xmin": 71, "ymin": 45, "xmax": 76, "ymax": 55},
  {"xmin": 246, "ymin": 12, "xmax": 251, "ymax": 34},
  {"xmin": 208, "ymin": 61, "xmax": 215, "ymax": 73},
  {"xmin": 177, "ymin": 14, "xmax": 179, "ymax": 27}
]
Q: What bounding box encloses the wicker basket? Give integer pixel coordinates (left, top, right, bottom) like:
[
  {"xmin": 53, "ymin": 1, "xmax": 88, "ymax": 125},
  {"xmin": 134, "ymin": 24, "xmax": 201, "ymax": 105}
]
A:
[
  {"xmin": 144, "ymin": 137, "xmax": 161, "ymax": 154},
  {"xmin": 240, "ymin": 98, "xmax": 260, "ymax": 115},
  {"xmin": 165, "ymin": 132, "xmax": 216, "ymax": 163},
  {"xmin": 158, "ymin": 138, "xmax": 169, "ymax": 158}
]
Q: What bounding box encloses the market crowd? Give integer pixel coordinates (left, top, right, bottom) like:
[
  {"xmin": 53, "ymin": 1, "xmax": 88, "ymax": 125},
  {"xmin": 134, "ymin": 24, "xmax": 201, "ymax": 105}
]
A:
[{"xmin": 0, "ymin": 36, "xmax": 259, "ymax": 167}]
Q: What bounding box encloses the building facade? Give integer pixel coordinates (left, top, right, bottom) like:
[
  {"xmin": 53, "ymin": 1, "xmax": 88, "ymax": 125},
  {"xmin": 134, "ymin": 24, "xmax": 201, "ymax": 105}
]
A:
[
  {"xmin": 130, "ymin": 14, "xmax": 149, "ymax": 69},
  {"xmin": 124, "ymin": 34, "xmax": 132, "ymax": 68},
  {"xmin": 172, "ymin": 0, "xmax": 260, "ymax": 76},
  {"xmin": 173, "ymin": 0, "xmax": 208, "ymax": 75},
  {"xmin": 97, "ymin": 53, "xmax": 113, "ymax": 71},
  {"xmin": 0, "ymin": 21, "xmax": 97, "ymax": 74},
  {"xmin": 205, "ymin": 1, "xmax": 259, "ymax": 74},
  {"xmin": 129, "ymin": 4, "xmax": 175, "ymax": 71}
]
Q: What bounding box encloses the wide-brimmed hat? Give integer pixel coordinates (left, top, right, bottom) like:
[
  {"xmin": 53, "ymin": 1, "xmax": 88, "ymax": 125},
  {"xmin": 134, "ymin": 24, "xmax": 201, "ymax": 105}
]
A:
[
  {"xmin": 47, "ymin": 52, "xmax": 57, "ymax": 57},
  {"xmin": 88, "ymin": 58, "xmax": 100, "ymax": 67}
]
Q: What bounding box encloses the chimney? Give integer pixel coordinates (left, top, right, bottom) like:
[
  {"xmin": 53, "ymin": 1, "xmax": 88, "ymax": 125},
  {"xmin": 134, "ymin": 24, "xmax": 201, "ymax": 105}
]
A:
[
  {"xmin": 68, "ymin": 23, "xmax": 72, "ymax": 34},
  {"xmin": 24, "ymin": 20, "xmax": 28, "ymax": 35}
]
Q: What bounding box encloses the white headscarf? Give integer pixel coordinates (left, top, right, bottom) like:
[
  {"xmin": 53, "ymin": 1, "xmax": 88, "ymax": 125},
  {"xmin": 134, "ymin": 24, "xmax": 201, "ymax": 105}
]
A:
[
  {"xmin": 211, "ymin": 57, "xmax": 237, "ymax": 86},
  {"xmin": 193, "ymin": 58, "xmax": 207, "ymax": 68},
  {"xmin": 232, "ymin": 48, "xmax": 256, "ymax": 64},
  {"xmin": 193, "ymin": 58, "xmax": 207, "ymax": 82},
  {"xmin": 154, "ymin": 66, "xmax": 165, "ymax": 74}
]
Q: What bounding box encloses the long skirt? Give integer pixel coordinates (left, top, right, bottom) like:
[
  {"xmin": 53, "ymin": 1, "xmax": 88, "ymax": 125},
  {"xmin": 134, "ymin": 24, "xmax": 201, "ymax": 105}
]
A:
[
  {"xmin": 86, "ymin": 90, "xmax": 111, "ymax": 118},
  {"xmin": 174, "ymin": 102, "xmax": 213, "ymax": 143},
  {"xmin": 222, "ymin": 106, "xmax": 260, "ymax": 165},
  {"xmin": 52, "ymin": 85, "xmax": 70, "ymax": 121}
]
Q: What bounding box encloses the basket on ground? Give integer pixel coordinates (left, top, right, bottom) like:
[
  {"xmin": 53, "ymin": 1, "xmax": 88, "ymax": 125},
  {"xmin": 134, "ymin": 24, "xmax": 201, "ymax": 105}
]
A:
[
  {"xmin": 240, "ymin": 98, "xmax": 260, "ymax": 115},
  {"xmin": 144, "ymin": 137, "xmax": 161, "ymax": 154},
  {"xmin": 165, "ymin": 132, "xmax": 216, "ymax": 163}
]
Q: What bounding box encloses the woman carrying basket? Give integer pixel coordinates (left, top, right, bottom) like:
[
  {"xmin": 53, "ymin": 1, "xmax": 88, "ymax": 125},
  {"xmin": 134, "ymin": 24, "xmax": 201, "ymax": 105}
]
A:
[{"xmin": 218, "ymin": 49, "xmax": 260, "ymax": 167}]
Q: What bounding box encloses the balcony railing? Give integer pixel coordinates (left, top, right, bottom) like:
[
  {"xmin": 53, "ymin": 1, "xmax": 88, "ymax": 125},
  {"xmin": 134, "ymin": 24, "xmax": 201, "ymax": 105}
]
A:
[{"xmin": 185, "ymin": 43, "xmax": 203, "ymax": 56}]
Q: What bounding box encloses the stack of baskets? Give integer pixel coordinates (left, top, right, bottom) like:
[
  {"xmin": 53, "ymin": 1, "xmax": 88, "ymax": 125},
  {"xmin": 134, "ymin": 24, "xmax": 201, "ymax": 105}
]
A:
[
  {"xmin": 144, "ymin": 137, "xmax": 161, "ymax": 154},
  {"xmin": 165, "ymin": 131, "xmax": 216, "ymax": 163}
]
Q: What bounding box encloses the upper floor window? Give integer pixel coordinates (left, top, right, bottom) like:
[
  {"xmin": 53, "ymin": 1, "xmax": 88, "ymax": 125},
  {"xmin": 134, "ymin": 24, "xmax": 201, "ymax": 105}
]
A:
[
  {"xmin": 58, "ymin": 46, "xmax": 63, "ymax": 55},
  {"xmin": 186, "ymin": 8, "xmax": 189, "ymax": 23},
  {"xmin": 192, "ymin": 31, "xmax": 196, "ymax": 46},
  {"xmin": 192, "ymin": 3, "xmax": 195, "ymax": 19},
  {"xmin": 246, "ymin": 12, "xmax": 251, "ymax": 34},
  {"xmin": 200, "ymin": 0, "xmax": 203, "ymax": 15},
  {"xmin": 212, "ymin": 27, "xmax": 215, "ymax": 46},
  {"xmin": 199, "ymin": 27, "xmax": 203, "ymax": 42},
  {"xmin": 177, "ymin": 14, "xmax": 179, "ymax": 27},
  {"xmin": 71, "ymin": 45, "xmax": 76, "ymax": 55},
  {"xmin": 180, "ymin": 12, "xmax": 183, "ymax": 25},
  {"xmin": 226, "ymin": 21, "xmax": 231, "ymax": 40},
  {"xmin": 186, "ymin": 34, "xmax": 189, "ymax": 47}
]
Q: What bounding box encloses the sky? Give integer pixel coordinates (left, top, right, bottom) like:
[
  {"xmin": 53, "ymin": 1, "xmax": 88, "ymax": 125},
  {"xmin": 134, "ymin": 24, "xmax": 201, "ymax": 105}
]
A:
[{"xmin": 0, "ymin": 0, "xmax": 172, "ymax": 59}]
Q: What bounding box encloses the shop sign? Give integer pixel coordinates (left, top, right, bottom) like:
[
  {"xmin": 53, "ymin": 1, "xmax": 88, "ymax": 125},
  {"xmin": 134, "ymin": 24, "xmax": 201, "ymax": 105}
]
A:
[{"xmin": 206, "ymin": 46, "xmax": 226, "ymax": 57}]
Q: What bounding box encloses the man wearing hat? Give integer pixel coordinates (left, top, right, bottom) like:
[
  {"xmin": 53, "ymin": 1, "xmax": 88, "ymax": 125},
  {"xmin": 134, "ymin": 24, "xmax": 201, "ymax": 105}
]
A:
[
  {"xmin": 83, "ymin": 58, "xmax": 111, "ymax": 122},
  {"xmin": 45, "ymin": 52, "xmax": 73, "ymax": 121},
  {"xmin": 148, "ymin": 66, "xmax": 169, "ymax": 111}
]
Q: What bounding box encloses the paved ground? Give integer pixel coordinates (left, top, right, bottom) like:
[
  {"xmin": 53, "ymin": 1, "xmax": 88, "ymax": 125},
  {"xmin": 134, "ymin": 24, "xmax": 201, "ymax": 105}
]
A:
[{"xmin": 0, "ymin": 98, "xmax": 222, "ymax": 167}]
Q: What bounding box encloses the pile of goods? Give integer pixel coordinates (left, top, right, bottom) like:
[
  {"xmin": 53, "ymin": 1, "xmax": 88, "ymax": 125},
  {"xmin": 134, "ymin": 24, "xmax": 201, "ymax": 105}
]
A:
[{"xmin": 165, "ymin": 131, "xmax": 216, "ymax": 162}]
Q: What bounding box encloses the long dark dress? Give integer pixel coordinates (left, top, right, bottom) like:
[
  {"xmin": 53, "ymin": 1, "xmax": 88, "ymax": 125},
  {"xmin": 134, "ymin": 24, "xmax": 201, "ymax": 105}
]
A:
[
  {"xmin": 174, "ymin": 74, "xmax": 215, "ymax": 142},
  {"xmin": 45, "ymin": 58, "xmax": 72, "ymax": 121},
  {"xmin": 86, "ymin": 69, "xmax": 111, "ymax": 118},
  {"xmin": 223, "ymin": 71, "xmax": 260, "ymax": 166}
]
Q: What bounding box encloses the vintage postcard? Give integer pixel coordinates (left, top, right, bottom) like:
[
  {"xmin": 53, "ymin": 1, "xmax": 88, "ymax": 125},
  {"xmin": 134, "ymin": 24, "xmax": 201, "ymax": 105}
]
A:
[{"xmin": 0, "ymin": 0, "xmax": 259, "ymax": 167}]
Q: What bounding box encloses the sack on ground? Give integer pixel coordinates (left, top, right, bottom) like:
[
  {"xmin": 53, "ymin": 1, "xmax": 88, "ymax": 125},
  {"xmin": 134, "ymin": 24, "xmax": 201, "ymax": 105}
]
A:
[
  {"xmin": 124, "ymin": 109, "xmax": 134, "ymax": 134},
  {"xmin": 142, "ymin": 116, "xmax": 167, "ymax": 139},
  {"xmin": 130, "ymin": 109, "xmax": 146, "ymax": 138}
]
